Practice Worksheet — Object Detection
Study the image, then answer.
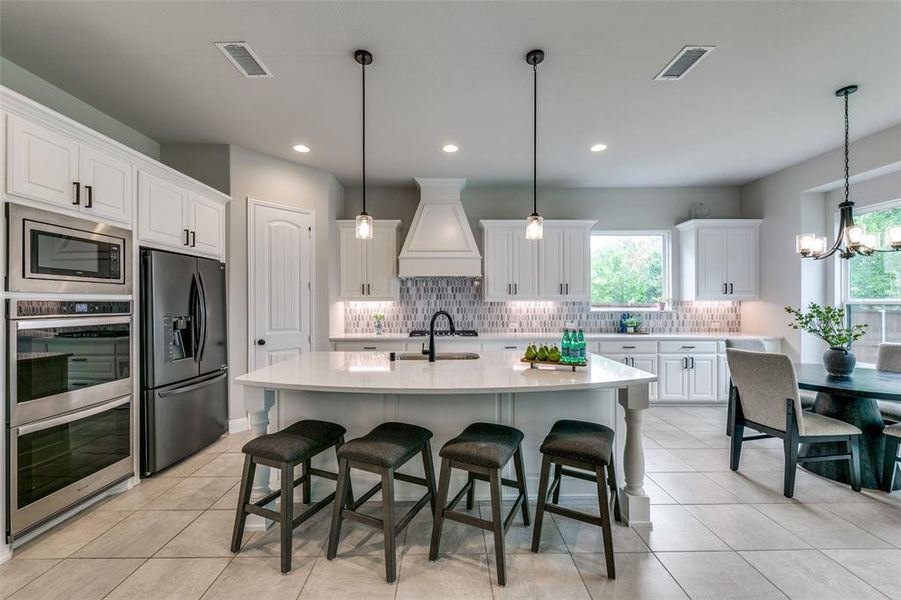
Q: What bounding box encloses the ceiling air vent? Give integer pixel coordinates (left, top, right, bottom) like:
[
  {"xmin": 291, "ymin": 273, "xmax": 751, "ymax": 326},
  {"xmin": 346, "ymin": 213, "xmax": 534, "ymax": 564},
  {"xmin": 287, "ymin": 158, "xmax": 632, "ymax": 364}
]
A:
[
  {"xmin": 654, "ymin": 46, "xmax": 715, "ymax": 80},
  {"xmin": 215, "ymin": 41, "xmax": 272, "ymax": 78}
]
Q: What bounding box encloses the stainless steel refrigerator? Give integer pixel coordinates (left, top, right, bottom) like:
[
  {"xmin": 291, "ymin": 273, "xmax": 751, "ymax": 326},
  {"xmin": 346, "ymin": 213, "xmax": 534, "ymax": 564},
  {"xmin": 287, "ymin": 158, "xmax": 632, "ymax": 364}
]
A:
[{"xmin": 140, "ymin": 248, "xmax": 228, "ymax": 476}]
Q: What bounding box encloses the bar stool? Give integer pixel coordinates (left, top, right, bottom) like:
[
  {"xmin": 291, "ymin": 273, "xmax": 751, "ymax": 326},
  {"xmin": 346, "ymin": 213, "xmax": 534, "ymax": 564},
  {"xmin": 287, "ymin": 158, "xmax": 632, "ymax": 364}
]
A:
[
  {"xmin": 326, "ymin": 422, "xmax": 437, "ymax": 584},
  {"xmin": 230, "ymin": 419, "xmax": 350, "ymax": 574},
  {"xmin": 430, "ymin": 422, "xmax": 530, "ymax": 586},
  {"xmin": 884, "ymin": 424, "xmax": 900, "ymax": 492},
  {"xmin": 531, "ymin": 420, "xmax": 621, "ymax": 579}
]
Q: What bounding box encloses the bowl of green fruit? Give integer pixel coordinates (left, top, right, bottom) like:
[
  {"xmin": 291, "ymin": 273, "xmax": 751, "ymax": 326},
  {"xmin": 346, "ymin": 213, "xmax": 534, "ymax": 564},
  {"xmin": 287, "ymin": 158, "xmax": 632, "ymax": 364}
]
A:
[{"xmin": 521, "ymin": 343, "xmax": 586, "ymax": 371}]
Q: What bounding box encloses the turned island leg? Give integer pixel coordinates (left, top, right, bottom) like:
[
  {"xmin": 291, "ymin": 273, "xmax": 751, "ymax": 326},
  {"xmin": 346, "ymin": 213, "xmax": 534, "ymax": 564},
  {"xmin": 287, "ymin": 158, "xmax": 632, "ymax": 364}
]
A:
[
  {"xmin": 617, "ymin": 384, "xmax": 651, "ymax": 527},
  {"xmin": 245, "ymin": 389, "xmax": 276, "ymax": 529}
]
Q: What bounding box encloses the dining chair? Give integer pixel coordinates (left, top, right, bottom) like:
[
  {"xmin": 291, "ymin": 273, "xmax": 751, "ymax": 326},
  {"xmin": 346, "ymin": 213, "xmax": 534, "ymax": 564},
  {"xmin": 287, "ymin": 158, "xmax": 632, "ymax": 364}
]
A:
[
  {"xmin": 726, "ymin": 349, "xmax": 862, "ymax": 498},
  {"xmin": 876, "ymin": 343, "xmax": 901, "ymax": 424},
  {"xmin": 725, "ymin": 338, "xmax": 766, "ymax": 437},
  {"xmin": 883, "ymin": 424, "xmax": 900, "ymax": 492}
]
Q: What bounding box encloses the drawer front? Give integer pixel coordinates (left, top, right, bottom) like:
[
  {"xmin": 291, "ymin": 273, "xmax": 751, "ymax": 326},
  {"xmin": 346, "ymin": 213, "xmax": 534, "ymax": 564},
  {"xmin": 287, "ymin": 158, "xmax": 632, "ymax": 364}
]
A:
[
  {"xmin": 481, "ymin": 341, "xmax": 528, "ymax": 352},
  {"xmin": 659, "ymin": 341, "xmax": 718, "ymax": 354},
  {"xmin": 334, "ymin": 341, "xmax": 407, "ymax": 352},
  {"xmin": 599, "ymin": 340, "xmax": 658, "ymax": 354}
]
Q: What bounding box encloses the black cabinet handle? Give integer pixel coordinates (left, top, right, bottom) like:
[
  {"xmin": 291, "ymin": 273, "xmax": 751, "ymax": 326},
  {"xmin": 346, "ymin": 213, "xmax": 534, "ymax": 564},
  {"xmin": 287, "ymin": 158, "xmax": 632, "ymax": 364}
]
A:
[
  {"xmin": 565, "ymin": 283, "xmax": 569, "ymax": 294},
  {"xmin": 190, "ymin": 230, "xmax": 196, "ymax": 247},
  {"xmin": 559, "ymin": 283, "xmax": 563, "ymax": 294},
  {"xmin": 681, "ymin": 345, "xmax": 696, "ymax": 349},
  {"xmin": 367, "ymin": 283, "xmax": 371, "ymax": 295},
  {"xmin": 184, "ymin": 229, "xmax": 190, "ymax": 245},
  {"xmin": 505, "ymin": 345, "xmax": 517, "ymax": 350},
  {"xmin": 622, "ymin": 345, "xmax": 636, "ymax": 349},
  {"xmin": 256, "ymin": 339, "xmax": 266, "ymax": 346},
  {"xmin": 508, "ymin": 283, "xmax": 512, "ymax": 295},
  {"xmin": 363, "ymin": 346, "xmax": 376, "ymax": 350},
  {"xmin": 690, "ymin": 356, "xmax": 695, "ymax": 369},
  {"xmin": 72, "ymin": 182, "xmax": 80, "ymax": 205},
  {"xmin": 85, "ymin": 185, "xmax": 93, "ymax": 208},
  {"xmin": 683, "ymin": 357, "xmax": 688, "ymax": 369},
  {"xmin": 361, "ymin": 283, "xmax": 365, "ymax": 295},
  {"xmin": 729, "ymin": 283, "xmax": 734, "ymax": 294},
  {"xmin": 723, "ymin": 283, "xmax": 728, "ymax": 294},
  {"xmin": 514, "ymin": 283, "xmax": 518, "ymax": 295}
]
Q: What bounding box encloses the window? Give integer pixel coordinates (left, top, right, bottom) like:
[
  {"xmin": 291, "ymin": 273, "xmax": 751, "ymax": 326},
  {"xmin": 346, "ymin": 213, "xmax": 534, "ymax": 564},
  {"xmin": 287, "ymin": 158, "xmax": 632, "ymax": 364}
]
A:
[
  {"xmin": 590, "ymin": 231, "xmax": 671, "ymax": 310},
  {"xmin": 843, "ymin": 200, "xmax": 901, "ymax": 365}
]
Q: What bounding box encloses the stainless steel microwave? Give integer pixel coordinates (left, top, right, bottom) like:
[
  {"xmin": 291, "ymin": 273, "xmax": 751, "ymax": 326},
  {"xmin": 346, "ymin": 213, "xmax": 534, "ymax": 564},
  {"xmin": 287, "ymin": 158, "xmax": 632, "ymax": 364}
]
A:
[{"xmin": 7, "ymin": 203, "xmax": 132, "ymax": 294}]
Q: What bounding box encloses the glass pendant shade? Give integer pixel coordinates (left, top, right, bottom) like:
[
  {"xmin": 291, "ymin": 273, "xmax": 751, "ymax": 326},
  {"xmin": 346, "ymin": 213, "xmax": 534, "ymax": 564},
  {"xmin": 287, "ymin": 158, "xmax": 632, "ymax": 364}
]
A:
[
  {"xmin": 887, "ymin": 226, "xmax": 901, "ymax": 249},
  {"xmin": 846, "ymin": 225, "xmax": 864, "ymax": 247},
  {"xmin": 525, "ymin": 214, "xmax": 544, "ymax": 240},
  {"xmin": 796, "ymin": 233, "xmax": 816, "ymax": 256},
  {"xmin": 355, "ymin": 212, "xmax": 373, "ymax": 239},
  {"xmin": 860, "ymin": 232, "xmax": 879, "ymax": 253}
]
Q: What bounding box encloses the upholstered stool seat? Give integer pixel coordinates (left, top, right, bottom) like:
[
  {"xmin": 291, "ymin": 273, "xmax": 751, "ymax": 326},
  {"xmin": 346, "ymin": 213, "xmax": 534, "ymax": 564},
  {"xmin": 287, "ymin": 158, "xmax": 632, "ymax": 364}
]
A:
[
  {"xmin": 540, "ymin": 419, "xmax": 614, "ymax": 465},
  {"xmin": 879, "ymin": 401, "xmax": 901, "ymax": 423},
  {"xmin": 327, "ymin": 422, "xmax": 436, "ymax": 584},
  {"xmin": 242, "ymin": 419, "xmax": 346, "ymax": 463},
  {"xmin": 532, "ymin": 419, "xmax": 621, "ymax": 579},
  {"xmin": 439, "ymin": 422, "xmax": 524, "ymax": 468}
]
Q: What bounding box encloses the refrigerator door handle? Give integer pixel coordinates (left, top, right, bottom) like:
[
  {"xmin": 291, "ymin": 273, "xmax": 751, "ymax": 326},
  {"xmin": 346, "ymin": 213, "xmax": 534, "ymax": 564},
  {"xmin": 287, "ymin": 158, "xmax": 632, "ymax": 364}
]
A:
[
  {"xmin": 190, "ymin": 273, "xmax": 201, "ymax": 359},
  {"xmin": 197, "ymin": 269, "xmax": 208, "ymax": 362},
  {"xmin": 157, "ymin": 372, "xmax": 227, "ymax": 398}
]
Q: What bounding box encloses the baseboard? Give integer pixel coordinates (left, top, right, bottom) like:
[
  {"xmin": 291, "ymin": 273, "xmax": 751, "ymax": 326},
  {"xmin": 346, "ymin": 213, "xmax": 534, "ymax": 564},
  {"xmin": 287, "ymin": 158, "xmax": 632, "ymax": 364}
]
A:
[{"xmin": 229, "ymin": 417, "xmax": 249, "ymax": 434}]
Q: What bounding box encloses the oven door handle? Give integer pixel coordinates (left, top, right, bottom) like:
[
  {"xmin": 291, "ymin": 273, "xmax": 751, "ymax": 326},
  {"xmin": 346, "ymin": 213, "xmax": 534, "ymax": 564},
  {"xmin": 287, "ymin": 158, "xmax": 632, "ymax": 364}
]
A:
[
  {"xmin": 13, "ymin": 315, "xmax": 131, "ymax": 330},
  {"xmin": 16, "ymin": 395, "xmax": 131, "ymax": 436}
]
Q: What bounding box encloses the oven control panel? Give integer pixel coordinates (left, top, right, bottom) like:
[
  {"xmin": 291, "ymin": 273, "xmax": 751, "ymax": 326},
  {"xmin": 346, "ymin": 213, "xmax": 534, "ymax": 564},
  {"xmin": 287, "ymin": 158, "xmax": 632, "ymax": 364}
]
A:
[{"xmin": 9, "ymin": 300, "xmax": 132, "ymax": 319}]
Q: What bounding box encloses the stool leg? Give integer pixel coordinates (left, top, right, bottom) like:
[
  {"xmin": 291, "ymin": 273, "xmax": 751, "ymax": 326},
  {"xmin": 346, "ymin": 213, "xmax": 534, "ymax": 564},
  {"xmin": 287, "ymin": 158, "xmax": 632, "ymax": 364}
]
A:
[
  {"xmin": 606, "ymin": 457, "xmax": 622, "ymax": 524},
  {"xmin": 596, "ymin": 465, "xmax": 616, "ymax": 579},
  {"xmin": 230, "ymin": 455, "xmax": 255, "ymax": 553},
  {"xmin": 551, "ymin": 463, "xmax": 563, "ymax": 504},
  {"xmin": 335, "ymin": 436, "xmax": 354, "ymax": 508},
  {"xmin": 884, "ymin": 436, "xmax": 900, "ymax": 492},
  {"xmin": 465, "ymin": 473, "xmax": 476, "ymax": 511},
  {"xmin": 531, "ymin": 454, "xmax": 551, "ymax": 553},
  {"xmin": 381, "ymin": 467, "xmax": 397, "ymax": 583},
  {"xmin": 302, "ymin": 459, "xmax": 312, "ymax": 505},
  {"xmin": 513, "ymin": 445, "xmax": 530, "ymax": 526},
  {"xmin": 489, "ymin": 468, "xmax": 507, "ymax": 586},
  {"xmin": 327, "ymin": 458, "xmax": 350, "ymax": 560},
  {"xmin": 280, "ymin": 462, "xmax": 295, "ymax": 573},
  {"xmin": 421, "ymin": 440, "xmax": 438, "ymax": 514},
  {"xmin": 429, "ymin": 458, "xmax": 451, "ymax": 561}
]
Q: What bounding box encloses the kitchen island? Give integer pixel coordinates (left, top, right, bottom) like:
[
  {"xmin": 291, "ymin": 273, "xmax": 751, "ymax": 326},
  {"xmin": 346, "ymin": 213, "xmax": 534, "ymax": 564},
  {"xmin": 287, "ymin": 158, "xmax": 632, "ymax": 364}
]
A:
[{"xmin": 237, "ymin": 350, "xmax": 657, "ymax": 526}]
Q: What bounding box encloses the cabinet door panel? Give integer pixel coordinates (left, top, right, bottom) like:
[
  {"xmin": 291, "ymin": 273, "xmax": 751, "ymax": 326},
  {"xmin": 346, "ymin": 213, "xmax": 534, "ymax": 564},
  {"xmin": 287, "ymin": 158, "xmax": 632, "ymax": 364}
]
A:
[
  {"xmin": 697, "ymin": 228, "xmax": 728, "ymax": 298},
  {"xmin": 512, "ymin": 232, "xmax": 539, "ymax": 298},
  {"xmin": 483, "ymin": 227, "xmax": 513, "ymax": 299},
  {"xmin": 563, "ymin": 227, "xmax": 590, "ymax": 300},
  {"xmin": 538, "ymin": 227, "xmax": 565, "ymax": 298},
  {"xmin": 338, "ymin": 226, "xmax": 366, "ymax": 299},
  {"xmin": 366, "ymin": 225, "xmax": 397, "ymax": 299},
  {"xmin": 726, "ymin": 228, "xmax": 757, "ymax": 298},
  {"xmin": 138, "ymin": 172, "xmax": 189, "ymax": 249},
  {"xmin": 718, "ymin": 355, "xmax": 730, "ymax": 401},
  {"xmin": 189, "ymin": 193, "xmax": 226, "ymax": 257},
  {"xmin": 8, "ymin": 115, "xmax": 78, "ymax": 208},
  {"xmin": 658, "ymin": 356, "xmax": 688, "ymax": 401},
  {"xmin": 631, "ymin": 355, "xmax": 659, "ymax": 401},
  {"xmin": 79, "ymin": 147, "xmax": 133, "ymax": 224},
  {"xmin": 689, "ymin": 354, "xmax": 718, "ymax": 402}
]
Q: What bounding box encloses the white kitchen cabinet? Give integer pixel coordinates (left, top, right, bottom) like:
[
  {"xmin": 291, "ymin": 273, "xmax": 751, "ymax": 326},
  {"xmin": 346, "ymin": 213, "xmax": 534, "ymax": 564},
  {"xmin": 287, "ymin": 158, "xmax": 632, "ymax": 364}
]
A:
[
  {"xmin": 718, "ymin": 354, "xmax": 730, "ymax": 401},
  {"xmin": 658, "ymin": 353, "xmax": 719, "ymax": 402},
  {"xmin": 536, "ymin": 221, "xmax": 595, "ymax": 300},
  {"xmin": 480, "ymin": 222, "xmax": 538, "ymax": 300},
  {"xmin": 337, "ymin": 220, "xmax": 400, "ymax": 300},
  {"xmin": 187, "ymin": 192, "xmax": 226, "ymax": 257},
  {"xmin": 7, "ymin": 114, "xmax": 132, "ymax": 224},
  {"xmin": 676, "ymin": 219, "xmax": 762, "ymax": 301},
  {"xmin": 606, "ymin": 353, "xmax": 658, "ymax": 400},
  {"xmin": 658, "ymin": 355, "xmax": 690, "ymax": 401}
]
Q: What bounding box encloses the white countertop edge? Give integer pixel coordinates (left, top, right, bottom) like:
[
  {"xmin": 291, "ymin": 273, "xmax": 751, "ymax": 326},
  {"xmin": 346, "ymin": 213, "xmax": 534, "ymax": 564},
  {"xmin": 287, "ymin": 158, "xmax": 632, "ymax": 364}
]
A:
[{"xmin": 330, "ymin": 332, "xmax": 782, "ymax": 342}]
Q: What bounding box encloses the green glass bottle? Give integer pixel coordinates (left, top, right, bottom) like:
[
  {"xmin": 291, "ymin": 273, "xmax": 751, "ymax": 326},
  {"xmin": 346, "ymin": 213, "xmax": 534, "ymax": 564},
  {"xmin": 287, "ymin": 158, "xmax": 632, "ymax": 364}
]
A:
[
  {"xmin": 577, "ymin": 329, "xmax": 586, "ymax": 362},
  {"xmin": 561, "ymin": 329, "xmax": 571, "ymax": 364}
]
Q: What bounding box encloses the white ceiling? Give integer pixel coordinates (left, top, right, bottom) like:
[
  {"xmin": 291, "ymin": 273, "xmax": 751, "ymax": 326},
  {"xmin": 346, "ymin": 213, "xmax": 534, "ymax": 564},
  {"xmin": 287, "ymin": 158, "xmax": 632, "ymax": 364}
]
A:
[{"xmin": 1, "ymin": 1, "xmax": 899, "ymax": 187}]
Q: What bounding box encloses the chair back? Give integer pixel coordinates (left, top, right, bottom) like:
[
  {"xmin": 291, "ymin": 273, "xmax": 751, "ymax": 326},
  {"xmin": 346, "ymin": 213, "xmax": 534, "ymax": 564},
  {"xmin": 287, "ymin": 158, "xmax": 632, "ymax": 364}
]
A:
[
  {"xmin": 726, "ymin": 349, "xmax": 805, "ymax": 434},
  {"xmin": 876, "ymin": 343, "xmax": 901, "ymax": 373},
  {"xmin": 725, "ymin": 338, "xmax": 766, "ymax": 352}
]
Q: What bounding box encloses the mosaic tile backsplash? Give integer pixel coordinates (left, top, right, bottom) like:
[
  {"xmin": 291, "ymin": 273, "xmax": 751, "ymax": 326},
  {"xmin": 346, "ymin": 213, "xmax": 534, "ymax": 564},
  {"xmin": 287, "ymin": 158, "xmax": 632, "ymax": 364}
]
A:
[{"xmin": 344, "ymin": 278, "xmax": 741, "ymax": 334}]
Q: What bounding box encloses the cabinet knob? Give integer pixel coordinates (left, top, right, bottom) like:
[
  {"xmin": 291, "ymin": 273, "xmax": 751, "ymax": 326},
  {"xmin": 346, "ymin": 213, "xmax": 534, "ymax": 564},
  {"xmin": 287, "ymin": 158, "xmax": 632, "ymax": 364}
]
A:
[{"xmin": 256, "ymin": 339, "xmax": 266, "ymax": 346}]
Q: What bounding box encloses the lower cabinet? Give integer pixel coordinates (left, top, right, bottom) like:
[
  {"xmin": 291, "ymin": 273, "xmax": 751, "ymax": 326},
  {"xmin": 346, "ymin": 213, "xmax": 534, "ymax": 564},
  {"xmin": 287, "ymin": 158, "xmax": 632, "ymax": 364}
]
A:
[
  {"xmin": 605, "ymin": 353, "xmax": 658, "ymax": 400},
  {"xmin": 658, "ymin": 354, "xmax": 719, "ymax": 402}
]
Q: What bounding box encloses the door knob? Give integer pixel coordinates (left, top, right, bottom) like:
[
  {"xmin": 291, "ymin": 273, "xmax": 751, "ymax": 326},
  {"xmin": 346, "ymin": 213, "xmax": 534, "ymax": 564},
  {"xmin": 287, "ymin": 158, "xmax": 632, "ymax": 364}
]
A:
[{"xmin": 256, "ymin": 339, "xmax": 266, "ymax": 346}]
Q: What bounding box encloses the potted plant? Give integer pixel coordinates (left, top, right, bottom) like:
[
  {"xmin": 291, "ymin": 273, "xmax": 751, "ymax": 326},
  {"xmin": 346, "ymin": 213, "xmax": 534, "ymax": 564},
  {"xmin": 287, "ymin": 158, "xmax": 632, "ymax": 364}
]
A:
[
  {"xmin": 653, "ymin": 296, "xmax": 671, "ymax": 311},
  {"xmin": 785, "ymin": 303, "xmax": 867, "ymax": 377},
  {"xmin": 372, "ymin": 312, "xmax": 386, "ymax": 335},
  {"xmin": 623, "ymin": 316, "xmax": 641, "ymax": 334}
]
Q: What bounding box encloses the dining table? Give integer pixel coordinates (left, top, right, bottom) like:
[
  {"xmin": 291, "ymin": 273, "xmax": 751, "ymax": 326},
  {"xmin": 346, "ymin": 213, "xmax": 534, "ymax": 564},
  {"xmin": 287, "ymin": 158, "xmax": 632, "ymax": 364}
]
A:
[{"xmin": 795, "ymin": 363, "xmax": 901, "ymax": 490}]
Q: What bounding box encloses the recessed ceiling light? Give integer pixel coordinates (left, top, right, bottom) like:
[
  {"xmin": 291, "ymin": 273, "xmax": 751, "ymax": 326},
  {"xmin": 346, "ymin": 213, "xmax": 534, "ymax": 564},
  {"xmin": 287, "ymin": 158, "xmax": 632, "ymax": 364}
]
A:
[
  {"xmin": 590, "ymin": 144, "xmax": 608, "ymax": 153},
  {"xmin": 292, "ymin": 144, "xmax": 310, "ymax": 153},
  {"xmin": 442, "ymin": 144, "xmax": 459, "ymax": 153}
]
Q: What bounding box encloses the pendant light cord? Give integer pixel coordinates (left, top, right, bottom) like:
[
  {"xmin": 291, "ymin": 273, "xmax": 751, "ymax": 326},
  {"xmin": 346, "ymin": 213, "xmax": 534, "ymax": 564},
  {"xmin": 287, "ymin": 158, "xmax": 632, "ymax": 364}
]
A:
[
  {"xmin": 843, "ymin": 90, "xmax": 850, "ymax": 204},
  {"xmin": 532, "ymin": 62, "xmax": 538, "ymax": 216},
  {"xmin": 362, "ymin": 59, "xmax": 367, "ymax": 215}
]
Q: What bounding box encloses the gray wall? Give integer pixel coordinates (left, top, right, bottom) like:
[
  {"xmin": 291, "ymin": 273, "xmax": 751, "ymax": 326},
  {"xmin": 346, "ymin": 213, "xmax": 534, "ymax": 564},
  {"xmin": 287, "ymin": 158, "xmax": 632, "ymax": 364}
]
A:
[
  {"xmin": 739, "ymin": 123, "xmax": 901, "ymax": 360},
  {"xmin": 159, "ymin": 144, "xmax": 231, "ymax": 195},
  {"xmin": 0, "ymin": 57, "xmax": 160, "ymax": 159}
]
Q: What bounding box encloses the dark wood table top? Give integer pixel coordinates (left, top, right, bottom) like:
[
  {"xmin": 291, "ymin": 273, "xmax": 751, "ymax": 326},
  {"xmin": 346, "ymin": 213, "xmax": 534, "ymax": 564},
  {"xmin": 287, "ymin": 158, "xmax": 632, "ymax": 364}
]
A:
[{"xmin": 795, "ymin": 363, "xmax": 901, "ymax": 402}]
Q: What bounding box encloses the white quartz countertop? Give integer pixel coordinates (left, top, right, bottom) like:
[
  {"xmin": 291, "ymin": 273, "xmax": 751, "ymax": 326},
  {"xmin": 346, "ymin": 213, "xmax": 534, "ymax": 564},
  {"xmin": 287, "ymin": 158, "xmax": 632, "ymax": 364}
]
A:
[
  {"xmin": 236, "ymin": 351, "xmax": 657, "ymax": 395},
  {"xmin": 330, "ymin": 332, "xmax": 781, "ymax": 342}
]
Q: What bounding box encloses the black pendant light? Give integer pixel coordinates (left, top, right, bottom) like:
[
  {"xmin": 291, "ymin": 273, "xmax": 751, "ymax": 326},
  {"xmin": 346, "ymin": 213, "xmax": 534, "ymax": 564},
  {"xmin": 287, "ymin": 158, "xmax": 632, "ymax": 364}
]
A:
[
  {"xmin": 796, "ymin": 85, "xmax": 901, "ymax": 258},
  {"xmin": 525, "ymin": 49, "xmax": 545, "ymax": 240},
  {"xmin": 354, "ymin": 49, "xmax": 374, "ymax": 240}
]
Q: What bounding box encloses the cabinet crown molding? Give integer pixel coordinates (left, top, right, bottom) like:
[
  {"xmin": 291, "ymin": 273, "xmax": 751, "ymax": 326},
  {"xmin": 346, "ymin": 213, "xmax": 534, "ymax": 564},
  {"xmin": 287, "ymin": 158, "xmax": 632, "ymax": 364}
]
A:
[
  {"xmin": 676, "ymin": 219, "xmax": 763, "ymax": 231},
  {"xmin": 479, "ymin": 219, "xmax": 597, "ymax": 228}
]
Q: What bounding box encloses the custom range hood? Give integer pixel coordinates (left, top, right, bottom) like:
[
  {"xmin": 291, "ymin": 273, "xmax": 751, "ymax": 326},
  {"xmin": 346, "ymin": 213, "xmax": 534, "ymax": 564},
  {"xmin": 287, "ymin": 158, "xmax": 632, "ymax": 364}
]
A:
[{"xmin": 398, "ymin": 178, "xmax": 482, "ymax": 277}]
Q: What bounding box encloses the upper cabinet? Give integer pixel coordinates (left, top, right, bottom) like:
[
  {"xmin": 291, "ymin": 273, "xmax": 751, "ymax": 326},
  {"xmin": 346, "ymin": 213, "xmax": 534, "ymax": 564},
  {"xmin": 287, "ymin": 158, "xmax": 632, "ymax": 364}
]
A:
[
  {"xmin": 337, "ymin": 220, "xmax": 401, "ymax": 300},
  {"xmin": 676, "ymin": 219, "xmax": 762, "ymax": 301},
  {"xmin": 7, "ymin": 114, "xmax": 133, "ymax": 225},
  {"xmin": 481, "ymin": 220, "xmax": 594, "ymax": 301}
]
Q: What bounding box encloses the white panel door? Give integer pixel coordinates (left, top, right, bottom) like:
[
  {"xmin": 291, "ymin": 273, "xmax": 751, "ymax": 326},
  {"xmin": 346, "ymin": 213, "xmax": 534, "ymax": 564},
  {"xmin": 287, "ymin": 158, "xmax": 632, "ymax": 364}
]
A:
[
  {"xmin": 688, "ymin": 354, "xmax": 718, "ymax": 402},
  {"xmin": 538, "ymin": 227, "xmax": 565, "ymax": 298},
  {"xmin": 251, "ymin": 202, "xmax": 312, "ymax": 368},
  {"xmin": 512, "ymin": 232, "xmax": 539, "ymax": 298},
  {"xmin": 483, "ymin": 227, "xmax": 512, "ymax": 299},
  {"xmin": 338, "ymin": 225, "xmax": 366, "ymax": 299},
  {"xmin": 631, "ymin": 354, "xmax": 659, "ymax": 401},
  {"xmin": 726, "ymin": 227, "xmax": 757, "ymax": 298},
  {"xmin": 563, "ymin": 227, "xmax": 590, "ymax": 300},
  {"xmin": 188, "ymin": 193, "xmax": 226, "ymax": 257},
  {"xmin": 138, "ymin": 172, "xmax": 189, "ymax": 249},
  {"xmin": 658, "ymin": 356, "xmax": 688, "ymax": 401},
  {"xmin": 78, "ymin": 146, "xmax": 133, "ymax": 224},
  {"xmin": 697, "ymin": 228, "xmax": 728, "ymax": 298},
  {"xmin": 718, "ymin": 355, "xmax": 730, "ymax": 401},
  {"xmin": 365, "ymin": 224, "xmax": 397, "ymax": 299},
  {"xmin": 8, "ymin": 114, "xmax": 79, "ymax": 208}
]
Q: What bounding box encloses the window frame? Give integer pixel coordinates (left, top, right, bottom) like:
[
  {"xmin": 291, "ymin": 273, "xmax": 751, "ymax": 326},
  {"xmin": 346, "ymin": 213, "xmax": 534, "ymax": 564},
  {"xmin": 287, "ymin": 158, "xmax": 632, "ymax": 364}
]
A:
[
  {"xmin": 840, "ymin": 198, "xmax": 901, "ymax": 306},
  {"xmin": 589, "ymin": 229, "xmax": 673, "ymax": 313}
]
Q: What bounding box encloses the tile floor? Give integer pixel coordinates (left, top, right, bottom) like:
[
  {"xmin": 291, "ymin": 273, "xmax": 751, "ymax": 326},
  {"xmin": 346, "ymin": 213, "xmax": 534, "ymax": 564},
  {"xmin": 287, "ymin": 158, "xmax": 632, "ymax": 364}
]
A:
[{"xmin": 3, "ymin": 406, "xmax": 900, "ymax": 599}]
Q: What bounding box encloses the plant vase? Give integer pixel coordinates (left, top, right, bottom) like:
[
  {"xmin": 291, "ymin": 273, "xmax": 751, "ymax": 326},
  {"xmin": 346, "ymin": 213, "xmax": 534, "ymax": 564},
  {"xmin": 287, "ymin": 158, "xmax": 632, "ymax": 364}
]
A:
[
  {"xmin": 626, "ymin": 327, "xmax": 636, "ymax": 334},
  {"xmin": 374, "ymin": 320, "xmax": 385, "ymax": 336},
  {"xmin": 823, "ymin": 347, "xmax": 856, "ymax": 377}
]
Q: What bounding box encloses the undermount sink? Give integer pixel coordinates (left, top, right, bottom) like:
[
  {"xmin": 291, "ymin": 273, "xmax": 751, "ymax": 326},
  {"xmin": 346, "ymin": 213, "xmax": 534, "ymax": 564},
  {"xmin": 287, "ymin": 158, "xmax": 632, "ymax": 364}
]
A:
[{"xmin": 391, "ymin": 352, "xmax": 480, "ymax": 361}]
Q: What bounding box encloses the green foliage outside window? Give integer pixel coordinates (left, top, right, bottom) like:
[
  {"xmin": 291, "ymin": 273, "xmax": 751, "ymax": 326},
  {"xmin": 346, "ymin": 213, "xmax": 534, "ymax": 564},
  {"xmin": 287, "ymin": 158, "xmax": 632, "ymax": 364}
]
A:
[
  {"xmin": 591, "ymin": 234, "xmax": 665, "ymax": 306},
  {"xmin": 848, "ymin": 206, "xmax": 901, "ymax": 300}
]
